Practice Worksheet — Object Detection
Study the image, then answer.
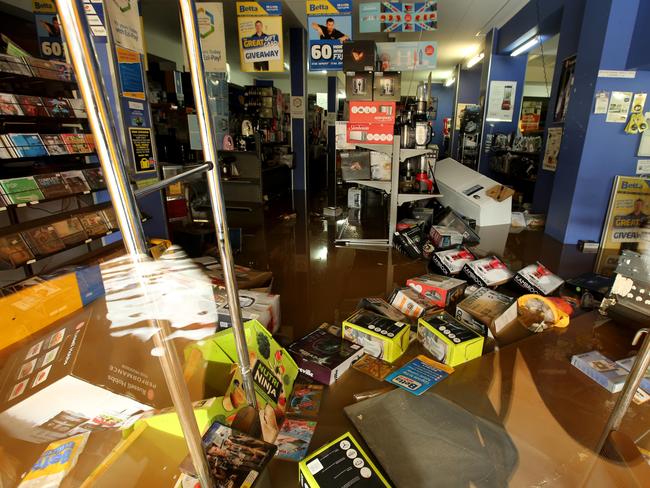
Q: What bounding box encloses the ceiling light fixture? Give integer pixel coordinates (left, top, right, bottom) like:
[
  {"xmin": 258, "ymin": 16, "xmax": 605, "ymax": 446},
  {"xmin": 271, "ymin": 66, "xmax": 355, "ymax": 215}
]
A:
[
  {"xmin": 444, "ymin": 77, "xmax": 456, "ymax": 87},
  {"xmin": 511, "ymin": 36, "xmax": 540, "ymax": 57},
  {"xmin": 466, "ymin": 52, "xmax": 484, "ymax": 68}
]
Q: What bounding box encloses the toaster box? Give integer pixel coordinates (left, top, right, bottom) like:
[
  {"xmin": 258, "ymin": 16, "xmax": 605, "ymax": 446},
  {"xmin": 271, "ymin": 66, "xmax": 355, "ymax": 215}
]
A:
[
  {"xmin": 349, "ymin": 101, "xmax": 396, "ymax": 125},
  {"xmin": 455, "ymin": 287, "xmax": 515, "ymax": 336},
  {"xmin": 430, "ymin": 247, "xmax": 475, "ymax": 276},
  {"xmin": 389, "ymin": 287, "xmax": 440, "ymax": 318},
  {"xmin": 340, "ymin": 150, "xmax": 371, "ymax": 181},
  {"xmin": 429, "ymin": 226, "xmax": 463, "ymax": 249},
  {"xmin": 514, "ymin": 263, "xmax": 564, "ymax": 296},
  {"xmin": 373, "ymin": 72, "xmax": 401, "ymax": 101},
  {"xmin": 418, "ymin": 312, "xmax": 484, "ymax": 367},
  {"xmin": 345, "ymin": 72, "xmax": 374, "ymax": 100},
  {"xmin": 462, "ymin": 255, "xmax": 514, "ymax": 287},
  {"xmin": 346, "ymin": 122, "xmax": 395, "ymax": 145},
  {"xmin": 406, "ymin": 273, "xmax": 467, "ymax": 308},
  {"xmin": 343, "ymin": 309, "xmax": 410, "ymax": 363},
  {"xmin": 343, "ymin": 41, "xmax": 376, "ymax": 72},
  {"xmin": 358, "ymin": 296, "xmax": 408, "ymax": 322}
]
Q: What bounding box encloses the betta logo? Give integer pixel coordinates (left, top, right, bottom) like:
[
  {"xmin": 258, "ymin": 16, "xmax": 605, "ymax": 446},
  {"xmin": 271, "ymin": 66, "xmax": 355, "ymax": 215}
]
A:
[
  {"xmin": 252, "ymin": 361, "xmax": 281, "ymax": 403},
  {"xmin": 622, "ymin": 181, "xmax": 643, "ymax": 190},
  {"xmin": 309, "ymin": 4, "xmax": 329, "ymax": 12},
  {"xmin": 239, "ymin": 5, "xmax": 256, "ymax": 13}
]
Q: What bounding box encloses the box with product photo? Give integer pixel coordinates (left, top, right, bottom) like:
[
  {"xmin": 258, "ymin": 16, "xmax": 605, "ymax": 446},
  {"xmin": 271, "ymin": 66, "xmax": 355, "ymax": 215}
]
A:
[
  {"xmin": 389, "ymin": 287, "xmax": 440, "ymax": 318},
  {"xmin": 343, "ymin": 41, "xmax": 376, "ymax": 72},
  {"xmin": 455, "ymin": 287, "xmax": 515, "ymax": 336},
  {"xmin": 430, "ymin": 247, "xmax": 475, "ymax": 276},
  {"xmin": 462, "ymin": 255, "xmax": 514, "ymax": 287},
  {"xmin": 299, "ymin": 432, "xmax": 390, "ymax": 488},
  {"xmin": 349, "ymin": 101, "xmax": 396, "ymax": 125},
  {"xmin": 343, "ymin": 309, "xmax": 410, "ymax": 363},
  {"xmin": 358, "ymin": 296, "xmax": 408, "ymax": 322},
  {"xmin": 0, "ymin": 303, "xmax": 169, "ymax": 444},
  {"xmin": 373, "ymin": 72, "xmax": 401, "ymax": 101},
  {"xmin": 406, "ymin": 274, "xmax": 467, "ymax": 308},
  {"xmin": 418, "ymin": 312, "xmax": 484, "ymax": 367},
  {"xmin": 571, "ymin": 351, "xmax": 629, "ymax": 393},
  {"xmin": 346, "ymin": 123, "xmax": 394, "ymax": 145},
  {"xmin": 213, "ymin": 287, "xmax": 281, "ymax": 334},
  {"xmin": 288, "ymin": 328, "xmax": 364, "ymax": 385},
  {"xmin": 514, "ymin": 262, "xmax": 564, "ymax": 296},
  {"xmin": 340, "ymin": 150, "xmax": 372, "ymax": 181},
  {"xmin": 429, "ymin": 226, "xmax": 464, "ymax": 250},
  {"xmin": 370, "ymin": 151, "xmax": 391, "ymax": 180},
  {"xmin": 346, "ymin": 72, "xmax": 374, "ymax": 100}
]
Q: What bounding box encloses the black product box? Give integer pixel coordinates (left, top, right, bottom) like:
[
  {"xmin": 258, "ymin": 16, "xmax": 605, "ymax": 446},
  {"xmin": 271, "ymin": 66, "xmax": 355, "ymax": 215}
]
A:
[
  {"xmin": 564, "ymin": 273, "xmax": 614, "ymax": 301},
  {"xmin": 430, "ymin": 247, "xmax": 475, "ymax": 276},
  {"xmin": 373, "ymin": 72, "xmax": 401, "ymax": 101},
  {"xmin": 358, "ymin": 296, "xmax": 409, "ymax": 322},
  {"xmin": 346, "ymin": 72, "xmax": 374, "ymax": 100},
  {"xmin": 340, "ymin": 150, "xmax": 371, "ymax": 181},
  {"xmin": 462, "ymin": 256, "xmax": 514, "ymax": 287},
  {"xmin": 288, "ymin": 329, "xmax": 364, "ymax": 385},
  {"xmin": 343, "ymin": 41, "xmax": 376, "ymax": 72}
]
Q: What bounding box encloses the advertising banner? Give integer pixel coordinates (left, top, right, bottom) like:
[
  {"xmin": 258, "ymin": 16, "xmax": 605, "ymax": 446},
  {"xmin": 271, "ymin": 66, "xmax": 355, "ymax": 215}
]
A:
[
  {"xmin": 198, "ymin": 2, "xmax": 227, "ymax": 72},
  {"xmin": 486, "ymin": 80, "xmax": 517, "ymax": 122},
  {"xmin": 33, "ymin": 0, "xmax": 66, "ymax": 61},
  {"xmin": 106, "ymin": 0, "xmax": 144, "ymax": 54},
  {"xmin": 116, "ymin": 47, "xmax": 145, "ymax": 100},
  {"xmin": 601, "ymin": 176, "xmax": 650, "ymax": 248},
  {"xmin": 307, "ymin": 1, "xmax": 352, "ymax": 71},
  {"xmin": 376, "ymin": 41, "xmax": 437, "ymax": 71},
  {"xmin": 360, "ymin": 1, "xmax": 437, "ymax": 33},
  {"xmin": 236, "ymin": 2, "xmax": 284, "ymax": 73}
]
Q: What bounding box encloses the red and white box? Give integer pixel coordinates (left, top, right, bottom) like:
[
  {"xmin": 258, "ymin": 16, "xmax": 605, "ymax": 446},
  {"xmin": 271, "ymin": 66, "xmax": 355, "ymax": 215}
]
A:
[
  {"xmin": 349, "ymin": 101, "xmax": 396, "ymax": 124},
  {"xmin": 346, "ymin": 123, "xmax": 394, "ymax": 145}
]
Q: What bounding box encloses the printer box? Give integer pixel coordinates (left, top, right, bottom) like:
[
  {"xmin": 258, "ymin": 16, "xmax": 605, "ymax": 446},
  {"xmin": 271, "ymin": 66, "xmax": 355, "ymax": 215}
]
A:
[
  {"xmin": 0, "ymin": 302, "xmax": 167, "ymax": 443},
  {"xmin": 455, "ymin": 287, "xmax": 515, "ymax": 336},
  {"xmin": 429, "ymin": 226, "xmax": 463, "ymax": 249},
  {"xmin": 513, "ymin": 263, "xmax": 564, "ymax": 296},
  {"xmin": 418, "ymin": 312, "xmax": 484, "ymax": 367},
  {"xmin": 343, "ymin": 309, "xmax": 409, "ymax": 363},
  {"xmin": 299, "ymin": 432, "xmax": 390, "ymax": 487},
  {"xmin": 288, "ymin": 329, "xmax": 364, "ymax": 385},
  {"xmin": 407, "ymin": 274, "xmax": 466, "ymax": 308},
  {"xmin": 390, "ymin": 287, "xmax": 440, "ymax": 318},
  {"xmin": 430, "ymin": 247, "xmax": 475, "ymax": 276},
  {"xmin": 462, "ymin": 255, "xmax": 514, "ymax": 287}
]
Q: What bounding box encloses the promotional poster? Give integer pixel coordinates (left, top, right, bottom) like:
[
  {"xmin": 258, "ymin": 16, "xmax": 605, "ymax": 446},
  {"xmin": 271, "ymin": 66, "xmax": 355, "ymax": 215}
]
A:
[
  {"xmin": 601, "ymin": 176, "xmax": 650, "ymax": 249},
  {"xmin": 486, "ymin": 80, "xmax": 517, "ymax": 122},
  {"xmin": 236, "ymin": 2, "xmax": 284, "ymax": 73},
  {"xmin": 106, "ymin": 0, "xmax": 144, "ymax": 54},
  {"xmin": 33, "ymin": 0, "xmax": 66, "ymax": 61},
  {"xmin": 360, "ymin": 1, "xmax": 438, "ymax": 33},
  {"xmin": 198, "ymin": 2, "xmax": 227, "ymax": 72},
  {"xmin": 307, "ymin": 1, "xmax": 352, "ymax": 71},
  {"xmin": 376, "ymin": 41, "xmax": 437, "ymax": 71}
]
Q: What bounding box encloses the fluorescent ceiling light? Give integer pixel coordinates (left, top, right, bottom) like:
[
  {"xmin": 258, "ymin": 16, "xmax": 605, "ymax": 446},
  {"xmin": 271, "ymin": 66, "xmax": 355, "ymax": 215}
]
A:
[
  {"xmin": 466, "ymin": 52, "xmax": 484, "ymax": 69},
  {"xmin": 444, "ymin": 77, "xmax": 456, "ymax": 87},
  {"xmin": 511, "ymin": 36, "xmax": 540, "ymax": 57}
]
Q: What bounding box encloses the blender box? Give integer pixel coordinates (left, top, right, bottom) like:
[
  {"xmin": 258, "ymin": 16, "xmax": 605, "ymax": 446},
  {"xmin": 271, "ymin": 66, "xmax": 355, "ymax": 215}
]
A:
[
  {"xmin": 288, "ymin": 328, "xmax": 364, "ymax": 385},
  {"xmin": 430, "ymin": 247, "xmax": 475, "ymax": 276},
  {"xmin": 406, "ymin": 273, "xmax": 467, "ymax": 308},
  {"xmin": 418, "ymin": 312, "xmax": 484, "ymax": 367},
  {"xmin": 455, "ymin": 287, "xmax": 515, "ymax": 336},
  {"xmin": 358, "ymin": 296, "xmax": 408, "ymax": 322},
  {"xmin": 429, "ymin": 226, "xmax": 464, "ymax": 249},
  {"xmin": 343, "ymin": 41, "xmax": 376, "ymax": 72},
  {"xmin": 299, "ymin": 432, "xmax": 391, "ymax": 488},
  {"xmin": 345, "ymin": 72, "xmax": 374, "ymax": 100},
  {"xmin": 462, "ymin": 255, "xmax": 514, "ymax": 287},
  {"xmin": 373, "ymin": 72, "xmax": 401, "ymax": 101},
  {"xmin": 389, "ymin": 287, "xmax": 439, "ymax": 318},
  {"xmin": 346, "ymin": 122, "xmax": 394, "ymax": 145},
  {"xmin": 343, "ymin": 309, "xmax": 410, "ymax": 363},
  {"xmin": 340, "ymin": 150, "xmax": 371, "ymax": 180},
  {"xmin": 0, "ymin": 303, "xmax": 167, "ymax": 443},
  {"xmin": 349, "ymin": 101, "xmax": 396, "ymax": 125},
  {"xmin": 513, "ymin": 262, "xmax": 564, "ymax": 296},
  {"xmin": 370, "ymin": 151, "xmax": 391, "ymax": 180}
]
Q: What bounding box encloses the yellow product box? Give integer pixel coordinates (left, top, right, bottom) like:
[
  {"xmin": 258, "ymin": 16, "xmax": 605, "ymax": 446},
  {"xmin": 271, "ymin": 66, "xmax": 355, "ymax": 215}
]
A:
[
  {"xmin": 417, "ymin": 312, "xmax": 484, "ymax": 367},
  {"xmin": 299, "ymin": 432, "xmax": 391, "ymax": 488},
  {"xmin": 343, "ymin": 309, "xmax": 410, "ymax": 363}
]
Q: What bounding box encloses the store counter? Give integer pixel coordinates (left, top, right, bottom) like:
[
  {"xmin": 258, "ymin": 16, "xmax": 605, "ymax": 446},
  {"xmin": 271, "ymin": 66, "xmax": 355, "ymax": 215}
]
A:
[{"xmin": 268, "ymin": 312, "xmax": 650, "ymax": 486}]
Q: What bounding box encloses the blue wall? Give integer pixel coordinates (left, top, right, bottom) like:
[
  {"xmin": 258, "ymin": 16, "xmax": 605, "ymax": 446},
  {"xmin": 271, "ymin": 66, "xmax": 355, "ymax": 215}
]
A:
[
  {"xmin": 628, "ymin": 0, "xmax": 650, "ymax": 70},
  {"xmin": 429, "ymin": 83, "xmax": 455, "ymax": 148},
  {"xmin": 458, "ymin": 66, "xmax": 481, "ymax": 104}
]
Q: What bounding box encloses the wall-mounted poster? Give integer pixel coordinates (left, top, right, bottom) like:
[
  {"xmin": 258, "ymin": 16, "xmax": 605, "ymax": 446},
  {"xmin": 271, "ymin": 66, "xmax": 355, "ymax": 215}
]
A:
[
  {"xmin": 542, "ymin": 127, "xmax": 563, "ymax": 172},
  {"xmin": 554, "ymin": 55, "xmax": 576, "ymax": 123},
  {"xmin": 106, "ymin": 0, "xmax": 144, "ymax": 54},
  {"xmin": 307, "ymin": 1, "xmax": 351, "ymax": 71},
  {"xmin": 198, "ymin": 2, "xmax": 227, "ymax": 72},
  {"xmin": 360, "ymin": 1, "xmax": 437, "ymax": 33},
  {"xmin": 520, "ymin": 98, "xmax": 543, "ymax": 132},
  {"xmin": 486, "ymin": 81, "xmax": 517, "ymax": 122},
  {"xmin": 376, "ymin": 41, "xmax": 437, "ymax": 71},
  {"xmin": 116, "ymin": 46, "xmax": 145, "ymax": 100},
  {"xmin": 600, "ymin": 176, "xmax": 650, "ymax": 250},
  {"xmin": 606, "ymin": 91, "xmax": 633, "ymax": 123},
  {"xmin": 33, "ymin": 0, "xmax": 66, "ymax": 61},
  {"xmin": 236, "ymin": 2, "xmax": 283, "ymax": 73},
  {"xmin": 129, "ymin": 127, "xmax": 156, "ymax": 173}
]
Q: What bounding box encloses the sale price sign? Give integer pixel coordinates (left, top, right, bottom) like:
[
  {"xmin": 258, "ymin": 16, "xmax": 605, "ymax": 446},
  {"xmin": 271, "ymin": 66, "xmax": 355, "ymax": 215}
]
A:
[
  {"xmin": 33, "ymin": 0, "xmax": 66, "ymax": 61},
  {"xmin": 307, "ymin": 1, "xmax": 352, "ymax": 71}
]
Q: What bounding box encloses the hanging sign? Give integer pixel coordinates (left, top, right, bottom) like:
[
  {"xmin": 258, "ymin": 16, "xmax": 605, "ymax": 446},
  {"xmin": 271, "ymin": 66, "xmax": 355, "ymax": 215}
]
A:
[
  {"xmin": 116, "ymin": 47, "xmax": 145, "ymax": 100},
  {"xmin": 129, "ymin": 127, "xmax": 156, "ymax": 173},
  {"xmin": 33, "ymin": 0, "xmax": 66, "ymax": 60},
  {"xmin": 486, "ymin": 81, "xmax": 517, "ymax": 122},
  {"xmin": 198, "ymin": 2, "xmax": 227, "ymax": 72},
  {"xmin": 542, "ymin": 127, "xmax": 563, "ymax": 172},
  {"xmin": 376, "ymin": 41, "xmax": 437, "ymax": 71},
  {"xmin": 236, "ymin": 2, "xmax": 284, "ymax": 73},
  {"xmin": 106, "ymin": 0, "xmax": 144, "ymax": 54},
  {"xmin": 306, "ymin": 1, "xmax": 352, "ymax": 71},
  {"xmin": 360, "ymin": 1, "xmax": 437, "ymax": 33}
]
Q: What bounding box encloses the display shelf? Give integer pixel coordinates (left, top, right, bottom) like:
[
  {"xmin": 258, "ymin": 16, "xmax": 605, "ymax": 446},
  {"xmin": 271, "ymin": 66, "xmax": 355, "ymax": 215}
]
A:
[
  {"xmin": 0, "ymin": 69, "xmax": 76, "ymax": 87},
  {"xmin": 0, "ymin": 187, "xmax": 104, "ymax": 212},
  {"xmin": 0, "ymin": 152, "xmax": 95, "ymax": 163},
  {"xmin": 490, "ymin": 148, "xmax": 540, "ymax": 157},
  {"xmin": 397, "ymin": 193, "xmax": 443, "ymax": 205},
  {"xmin": 354, "ymin": 143, "xmax": 394, "ymax": 155},
  {"xmin": 0, "ymin": 114, "xmax": 86, "ymax": 124},
  {"xmin": 348, "ymin": 180, "xmax": 392, "ymax": 193},
  {"xmin": 399, "ymin": 147, "xmax": 436, "ymax": 162}
]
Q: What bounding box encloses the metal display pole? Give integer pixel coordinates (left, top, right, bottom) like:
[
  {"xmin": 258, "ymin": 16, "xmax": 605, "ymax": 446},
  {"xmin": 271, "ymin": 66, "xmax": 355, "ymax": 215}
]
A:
[
  {"xmin": 54, "ymin": 2, "xmax": 214, "ymax": 486},
  {"xmin": 177, "ymin": 0, "xmax": 258, "ymax": 411}
]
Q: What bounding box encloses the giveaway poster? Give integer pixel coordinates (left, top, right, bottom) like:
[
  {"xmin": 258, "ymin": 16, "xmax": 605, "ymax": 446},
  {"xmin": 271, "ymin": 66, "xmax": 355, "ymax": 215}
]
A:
[
  {"xmin": 198, "ymin": 3, "xmax": 227, "ymax": 72},
  {"xmin": 307, "ymin": 1, "xmax": 352, "ymax": 71},
  {"xmin": 106, "ymin": 0, "xmax": 144, "ymax": 54},
  {"xmin": 376, "ymin": 41, "xmax": 437, "ymax": 71},
  {"xmin": 360, "ymin": 1, "xmax": 437, "ymax": 33},
  {"xmin": 236, "ymin": 2, "xmax": 284, "ymax": 73},
  {"xmin": 601, "ymin": 176, "xmax": 650, "ymax": 249}
]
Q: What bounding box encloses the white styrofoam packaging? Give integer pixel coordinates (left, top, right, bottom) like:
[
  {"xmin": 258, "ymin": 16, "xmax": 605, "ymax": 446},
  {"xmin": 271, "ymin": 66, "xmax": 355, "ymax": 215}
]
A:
[
  {"xmin": 513, "ymin": 263, "xmax": 564, "ymax": 296},
  {"xmin": 370, "ymin": 151, "xmax": 391, "ymax": 181}
]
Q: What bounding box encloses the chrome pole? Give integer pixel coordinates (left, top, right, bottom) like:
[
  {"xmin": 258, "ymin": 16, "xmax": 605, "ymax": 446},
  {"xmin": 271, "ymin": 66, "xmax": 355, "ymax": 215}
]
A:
[
  {"xmin": 177, "ymin": 0, "xmax": 258, "ymax": 410},
  {"xmin": 55, "ymin": 2, "xmax": 214, "ymax": 487}
]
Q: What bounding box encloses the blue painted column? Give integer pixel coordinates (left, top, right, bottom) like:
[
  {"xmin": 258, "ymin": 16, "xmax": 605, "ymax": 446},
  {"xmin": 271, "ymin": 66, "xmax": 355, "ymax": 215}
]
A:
[
  {"xmin": 327, "ymin": 74, "xmax": 337, "ymax": 207},
  {"xmin": 545, "ymin": 0, "xmax": 650, "ymax": 243},
  {"xmin": 290, "ymin": 27, "xmax": 307, "ymax": 192},
  {"xmin": 452, "ymin": 64, "xmax": 481, "ymax": 159}
]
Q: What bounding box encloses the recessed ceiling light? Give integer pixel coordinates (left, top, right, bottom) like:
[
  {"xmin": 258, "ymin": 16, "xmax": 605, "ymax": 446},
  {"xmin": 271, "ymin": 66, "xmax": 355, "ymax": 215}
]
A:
[{"xmin": 511, "ymin": 36, "xmax": 540, "ymax": 57}]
